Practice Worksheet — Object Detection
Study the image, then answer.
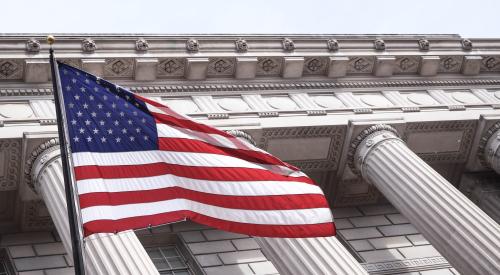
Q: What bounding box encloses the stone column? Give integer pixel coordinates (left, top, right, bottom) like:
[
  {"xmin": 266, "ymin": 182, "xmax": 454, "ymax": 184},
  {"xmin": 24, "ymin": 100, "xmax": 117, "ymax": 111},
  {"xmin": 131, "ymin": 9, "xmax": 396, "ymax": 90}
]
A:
[
  {"xmin": 228, "ymin": 130, "xmax": 368, "ymax": 275},
  {"xmin": 460, "ymin": 174, "xmax": 500, "ymax": 224},
  {"xmin": 349, "ymin": 125, "xmax": 500, "ymax": 275},
  {"xmin": 27, "ymin": 139, "xmax": 159, "ymax": 275},
  {"xmin": 480, "ymin": 122, "xmax": 500, "ymax": 174}
]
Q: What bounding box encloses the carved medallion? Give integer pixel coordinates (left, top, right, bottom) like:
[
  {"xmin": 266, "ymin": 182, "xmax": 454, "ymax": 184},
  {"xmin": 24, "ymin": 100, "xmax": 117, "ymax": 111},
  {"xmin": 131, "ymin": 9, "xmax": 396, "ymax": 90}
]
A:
[
  {"xmin": 303, "ymin": 57, "xmax": 327, "ymax": 75},
  {"xmin": 439, "ymin": 56, "xmax": 463, "ymax": 73},
  {"xmin": 394, "ymin": 56, "xmax": 419, "ymax": 74},
  {"xmin": 348, "ymin": 57, "xmax": 374, "ymax": 73},
  {"xmin": 208, "ymin": 58, "xmax": 235, "ymax": 76},
  {"xmin": 481, "ymin": 56, "xmax": 500, "ymax": 71},
  {"xmin": 257, "ymin": 57, "xmax": 282, "ymax": 76},
  {"xmin": 104, "ymin": 58, "xmax": 134, "ymax": 77},
  {"xmin": 0, "ymin": 59, "xmax": 23, "ymax": 79},
  {"xmin": 158, "ymin": 58, "xmax": 185, "ymax": 77}
]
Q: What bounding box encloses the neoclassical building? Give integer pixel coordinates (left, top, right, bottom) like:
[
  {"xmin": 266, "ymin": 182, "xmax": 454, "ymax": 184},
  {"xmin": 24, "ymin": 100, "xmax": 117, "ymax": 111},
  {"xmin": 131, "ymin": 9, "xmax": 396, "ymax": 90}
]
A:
[{"xmin": 0, "ymin": 34, "xmax": 499, "ymax": 275}]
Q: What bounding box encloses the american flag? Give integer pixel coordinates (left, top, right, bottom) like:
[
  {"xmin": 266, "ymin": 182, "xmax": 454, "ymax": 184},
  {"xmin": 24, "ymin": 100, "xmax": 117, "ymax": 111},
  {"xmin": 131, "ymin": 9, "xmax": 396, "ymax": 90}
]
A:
[{"xmin": 57, "ymin": 61, "xmax": 335, "ymax": 238}]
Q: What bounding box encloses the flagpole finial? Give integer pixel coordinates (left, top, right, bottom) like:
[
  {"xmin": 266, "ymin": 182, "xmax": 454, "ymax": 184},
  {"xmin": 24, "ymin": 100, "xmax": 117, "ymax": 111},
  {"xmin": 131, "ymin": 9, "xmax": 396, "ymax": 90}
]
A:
[{"xmin": 47, "ymin": 35, "xmax": 55, "ymax": 45}]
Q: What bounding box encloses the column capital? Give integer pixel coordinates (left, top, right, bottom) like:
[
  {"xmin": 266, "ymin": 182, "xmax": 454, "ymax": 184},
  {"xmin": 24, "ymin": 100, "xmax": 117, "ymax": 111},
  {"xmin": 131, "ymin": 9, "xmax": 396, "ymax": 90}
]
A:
[
  {"xmin": 478, "ymin": 121, "xmax": 500, "ymax": 173},
  {"xmin": 24, "ymin": 138, "xmax": 61, "ymax": 193},
  {"xmin": 225, "ymin": 129, "xmax": 257, "ymax": 146},
  {"xmin": 347, "ymin": 124, "xmax": 400, "ymax": 175}
]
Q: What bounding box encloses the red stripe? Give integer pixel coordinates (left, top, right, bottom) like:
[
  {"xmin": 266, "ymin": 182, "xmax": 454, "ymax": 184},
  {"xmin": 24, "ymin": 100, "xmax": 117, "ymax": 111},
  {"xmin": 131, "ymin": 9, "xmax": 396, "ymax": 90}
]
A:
[
  {"xmin": 78, "ymin": 187, "xmax": 328, "ymax": 209},
  {"xmin": 74, "ymin": 163, "xmax": 314, "ymax": 184},
  {"xmin": 153, "ymin": 112, "xmax": 233, "ymax": 137},
  {"xmin": 83, "ymin": 210, "xmax": 336, "ymax": 238},
  {"xmin": 158, "ymin": 137, "xmax": 294, "ymax": 169}
]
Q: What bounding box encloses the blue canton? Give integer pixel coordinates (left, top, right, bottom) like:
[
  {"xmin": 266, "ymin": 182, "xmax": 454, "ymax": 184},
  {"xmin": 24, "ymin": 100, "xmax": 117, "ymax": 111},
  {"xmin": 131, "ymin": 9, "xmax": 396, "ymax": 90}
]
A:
[{"xmin": 57, "ymin": 62, "xmax": 158, "ymax": 153}]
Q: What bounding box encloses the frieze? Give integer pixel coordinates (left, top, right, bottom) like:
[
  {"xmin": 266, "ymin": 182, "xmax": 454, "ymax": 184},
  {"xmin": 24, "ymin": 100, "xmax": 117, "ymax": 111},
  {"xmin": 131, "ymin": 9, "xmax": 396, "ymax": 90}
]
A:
[
  {"xmin": 361, "ymin": 256, "xmax": 451, "ymax": 274},
  {"xmin": 207, "ymin": 58, "xmax": 235, "ymax": 77},
  {"xmin": 0, "ymin": 59, "xmax": 23, "ymax": 80},
  {"xmin": 394, "ymin": 56, "xmax": 420, "ymax": 74},
  {"xmin": 258, "ymin": 126, "xmax": 346, "ymax": 171},
  {"xmin": 157, "ymin": 58, "xmax": 185, "ymax": 78},
  {"xmin": 402, "ymin": 120, "xmax": 477, "ymax": 163},
  {"xmin": 480, "ymin": 56, "xmax": 500, "ymax": 72},
  {"xmin": 104, "ymin": 58, "xmax": 134, "ymax": 78},
  {"xmin": 0, "ymin": 139, "xmax": 21, "ymax": 191},
  {"xmin": 439, "ymin": 56, "xmax": 463, "ymax": 73},
  {"xmin": 303, "ymin": 57, "xmax": 328, "ymax": 75},
  {"xmin": 348, "ymin": 57, "xmax": 375, "ymax": 73},
  {"xmin": 256, "ymin": 57, "xmax": 282, "ymax": 76}
]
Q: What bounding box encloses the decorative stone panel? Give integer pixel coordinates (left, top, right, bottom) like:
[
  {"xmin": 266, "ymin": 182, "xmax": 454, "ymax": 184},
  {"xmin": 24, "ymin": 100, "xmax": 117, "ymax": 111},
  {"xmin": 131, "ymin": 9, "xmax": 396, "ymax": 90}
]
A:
[
  {"xmin": 334, "ymin": 179, "xmax": 382, "ymax": 207},
  {"xmin": 21, "ymin": 200, "xmax": 54, "ymax": 231},
  {"xmin": 303, "ymin": 57, "xmax": 328, "ymax": 75},
  {"xmin": 402, "ymin": 120, "xmax": 476, "ymax": 163},
  {"xmin": 256, "ymin": 57, "xmax": 282, "ymax": 76},
  {"xmin": 439, "ymin": 56, "xmax": 463, "ymax": 73},
  {"xmin": 0, "ymin": 139, "xmax": 21, "ymax": 191},
  {"xmin": 157, "ymin": 58, "xmax": 186, "ymax": 78},
  {"xmin": 207, "ymin": 58, "xmax": 235, "ymax": 77},
  {"xmin": 348, "ymin": 57, "xmax": 375, "ymax": 74},
  {"xmin": 480, "ymin": 56, "xmax": 500, "ymax": 72},
  {"xmin": 104, "ymin": 58, "xmax": 134, "ymax": 78},
  {"xmin": 258, "ymin": 126, "xmax": 345, "ymax": 170},
  {"xmin": 394, "ymin": 56, "xmax": 420, "ymax": 74},
  {"xmin": 0, "ymin": 59, "xmax": 23, "ymax": 80}
]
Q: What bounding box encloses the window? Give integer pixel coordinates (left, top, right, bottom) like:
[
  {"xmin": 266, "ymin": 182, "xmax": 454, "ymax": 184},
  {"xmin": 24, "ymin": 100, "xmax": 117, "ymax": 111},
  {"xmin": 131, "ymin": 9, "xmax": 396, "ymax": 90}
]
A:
[
  {"xmin": 146, "ymin": 246, "xmax": 191, "ymax": 275},
  {"xmin": 0, "ymin": 262, "xmax": 8, "ymax": 275}
]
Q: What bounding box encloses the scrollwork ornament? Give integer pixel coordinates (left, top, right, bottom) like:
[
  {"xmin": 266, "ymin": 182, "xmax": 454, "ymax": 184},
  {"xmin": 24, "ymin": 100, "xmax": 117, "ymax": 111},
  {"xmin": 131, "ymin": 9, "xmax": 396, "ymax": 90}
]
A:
[
  {"xmin": 327, "ymin": 39, "xmax": 339, "ymax": 51},
  {"xmin": 82, "ymin": 38, "xmax": 97, "ymax": 53},
  {"xmin": 135, "ymin": 38, "xmax": 149, "ymax": 51},
  {"xmin": 374, "ymin": 39, "xmax": 386, "ymax": 51},
  {"xmin": 186, "ymin": 38, "xmax": 199, "ymax": 52},
  {"xmin": 235, "ymin": 39, "xmax": 248, "ymax": 52},
  {"xmin": 26, "ymin": 38, "xmax": 41, "ymax": 53},
  {"xmin": 461, "ymin": 39, "xmax": 473, "ymax": 51},
  {"xmin": 418, "ymin": 39, "xmax": 430, "ymax": 51},
  {"xmin": 282, "ymin": 38, "xmax": 295, "ymax": 51}
]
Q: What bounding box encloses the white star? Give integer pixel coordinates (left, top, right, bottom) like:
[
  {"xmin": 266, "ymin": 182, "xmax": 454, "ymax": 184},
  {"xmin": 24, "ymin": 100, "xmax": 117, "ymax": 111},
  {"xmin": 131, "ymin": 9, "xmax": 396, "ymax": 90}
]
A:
[
  {"xmin": 89, "ymin": 95, "xmax": 95, "ymax": 101},
  {"xmin": 119, "ymin": 111, "xmax": 125, "ymax": 117},
  {"xmin": 93, "ymin": 87, "xmax": 99, "ymax": 92},
  {"xmin": 66, "ymin": 85, "xmax": 72, "ymax": 91},
  {"xmin": 121, "ymin": 128, "xmax": 127, "ymax": 134},
  {"xmin": 103, "ymin": 95, "xmax": 108, "ymax": 100},
  {"xmin": 97, "ymin": 104, "xmax": 103, "ymax": 109},
  {"xmin": 105, "ymin": 87, "xmax": 110, "ymax": 92},
  {"xmin": 86, "ymin": 136, "xmax": 92, "ymax": 142},
  {"xmin": 144, "ymin": 136, "xmax": 149, "ymax": 141},
  {"xmin": 75, "ymin": 71, "xmax": 80, "ymax": 76},
  {"xmin": 127, "ymin": 119, "xmax": 133, "ymax": 125},
  {"xmin": 129, "ymin": 136, "xmax": 135, "ymax": 141},
  {"xmin": 71, "ymin": 78, "xmax": 76, "ymax": 83},
  {"xmin": 74, "ymin": 95, "xmax": 80, "ymax": 100},
  {"xmin": 101, "ymin": 137, "xmax": 107, "ymax": 143},
  {"xmin": 112, "ymin": 103, "xmax": 116, "ymax": 109},
  {"xmin": 136, "ymin": 128, "xmax": 141, "ymax": 133},
  {"xmin": 84, "ymin": 119, "xmax": 91, "ymax": 125},
  {"xmin": 106, "ymin": 112, "xmax": 111, "ymax": 117},
  {"xmin": 71, "ymin": 119, "xmax": 77, "ymax": 125},
  {"xmin": 73, "ymin": 136, "xmax": 79, "ymax": 142},
  {"xmin": 114, "ymin": 120, "xmax": 119, "ymax": 126},
  {"xmin": 124, "ymin": 103, "xmax": 129, "ymax": 108},
  {"xmin": 63, "ymin": 69, "xmax": 68, "ymax": 75},
  {"xmin": 99, "ymin": 120, "xmax": 105, "ymax": 126},
  {"xmin": 125, "ymin": 95, "xmax": 130, "ymax": 100},
  {"xmin": 141, "ymin": 118, "xmax": 146, "ymax": 123},
  {"xmin": 68, "ymin": 103, "xmax": 74, "ymax": 109},
  {"xmin": 76, "ymin": 111, "xmax": 83, "ymax": 117},
  {"xmin": 132, "ymin": 111, "xmax": 138, "ymax": 116},
  {"xmin": 107, "ymin": 129, "xmax": 113, "ymax": 135},
  {"xmin": 91, "ymin": 112, "xmax": 97, "ymax": 117},
  {"xmin": 85, "ymin": 79, "xmax": 90, "ymax": 84},
  {"xmin": 135, "ymin": 102, "xmax": 140, "ymax": 107},
  {"xmin": 115, "ymin": 137, "xmax": 121, "ymax": 143},
  {"xmin": 79, "ymin": 128, "xmax": 85, "ymax": 134},
  {"xmin": 83, "ymin": 103, "xmax": 89, "ymax": 109},
  {"xmin": 92, "ymin": 128, "xmax": 99, "ymax": 134},
  {"xmin": 115, "ymin": 95, "xmax": 119, "ymax": 99},
  {"xmin": 80, "ymin": 87, "xmax": 86, "ymax": 92}
]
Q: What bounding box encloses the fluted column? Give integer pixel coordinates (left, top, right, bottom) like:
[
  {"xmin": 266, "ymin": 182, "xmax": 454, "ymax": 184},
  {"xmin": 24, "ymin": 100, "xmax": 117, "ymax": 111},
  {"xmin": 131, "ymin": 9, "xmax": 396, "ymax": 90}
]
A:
[
  {"xmin": 27, "ymin": 139, "xmax": 159, "ymax": 275},
  {"xmin": 349, "ymin": 125, "xmax": 500, "ymax": 275},
  {"xmin": 228, "ymin": 130, "xmax": 368, "ymax": 275},
  {"xmin": 460, "ymin": 174, "xmax": 500, "ymax": 224},
  {"xmin": 481, "ymin": 122, "xmax": 500, "ymax": 174}
]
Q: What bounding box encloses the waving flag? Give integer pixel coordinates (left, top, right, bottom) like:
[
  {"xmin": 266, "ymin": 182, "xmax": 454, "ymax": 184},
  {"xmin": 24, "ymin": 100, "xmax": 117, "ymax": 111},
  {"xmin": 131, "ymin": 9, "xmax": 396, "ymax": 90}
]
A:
[{"xmin": 57, "ymin": 61, "xmax": 335, "ymax": 238}]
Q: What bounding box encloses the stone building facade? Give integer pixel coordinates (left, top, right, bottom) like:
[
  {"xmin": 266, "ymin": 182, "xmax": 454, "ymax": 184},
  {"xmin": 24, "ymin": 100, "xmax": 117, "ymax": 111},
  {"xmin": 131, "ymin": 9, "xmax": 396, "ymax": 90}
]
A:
[{"xmin": 0, "ymin": 34, "xmax": 499, "ymax": 275}]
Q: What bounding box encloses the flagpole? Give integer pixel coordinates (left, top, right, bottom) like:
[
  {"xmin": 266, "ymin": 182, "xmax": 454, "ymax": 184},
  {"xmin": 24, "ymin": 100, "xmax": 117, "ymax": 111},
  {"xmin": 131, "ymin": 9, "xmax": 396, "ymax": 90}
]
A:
[{"xmin": 47, "ymin": 35, "xmax": 86, "ymax": 275}]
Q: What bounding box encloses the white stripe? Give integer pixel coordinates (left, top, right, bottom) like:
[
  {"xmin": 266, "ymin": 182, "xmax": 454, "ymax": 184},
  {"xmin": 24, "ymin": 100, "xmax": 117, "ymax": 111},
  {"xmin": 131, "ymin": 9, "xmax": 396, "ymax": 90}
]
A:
[
  {"xmin": 81, "ymin": 198, "xmax": 332, "ymax": 225},
  {"xmin": 72, "ymin": 150, "xmax": 307, "ymax": 178},
  {"xmin": 77, "ymin": 174, "xmax": 323, "ymax": 196}
]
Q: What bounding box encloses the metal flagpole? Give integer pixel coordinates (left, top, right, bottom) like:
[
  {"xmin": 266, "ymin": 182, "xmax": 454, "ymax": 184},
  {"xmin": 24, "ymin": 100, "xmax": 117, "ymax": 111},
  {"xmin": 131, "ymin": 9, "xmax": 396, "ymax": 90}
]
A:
[{"xmin": 47, "ymin": 35, "xmax": 86, "ymax": 275}]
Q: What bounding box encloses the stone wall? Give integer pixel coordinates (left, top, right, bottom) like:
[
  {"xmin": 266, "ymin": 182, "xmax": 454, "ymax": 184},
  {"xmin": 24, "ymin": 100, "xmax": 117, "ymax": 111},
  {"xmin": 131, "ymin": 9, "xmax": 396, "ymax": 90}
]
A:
[
  {"xmin": 0, "ymin": 231, "xmax": 73, "ymax": 275},
  {"xmin": 335, "ymin": 204, "xmax": 460, "ymax": 275}
]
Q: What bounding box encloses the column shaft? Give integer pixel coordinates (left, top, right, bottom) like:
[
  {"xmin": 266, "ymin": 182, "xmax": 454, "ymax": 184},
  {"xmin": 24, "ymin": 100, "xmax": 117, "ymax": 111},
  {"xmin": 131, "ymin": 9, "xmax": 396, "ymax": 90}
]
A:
[
  {"xmin": 33, "ymin": 146, "xmax": 159, "ymax": 275},
  {"xmin": 256, "ymin": 237, "xmax": 368, "ymax": 275},
  {"xmin": 354, "ymin": 127, "xmax": 500, "ymax": 275}
]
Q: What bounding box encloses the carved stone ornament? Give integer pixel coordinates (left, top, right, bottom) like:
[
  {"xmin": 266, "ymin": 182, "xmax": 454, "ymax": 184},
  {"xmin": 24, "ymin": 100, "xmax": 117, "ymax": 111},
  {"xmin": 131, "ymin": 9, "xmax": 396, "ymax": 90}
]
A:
[
  {"xmin": 418, "ymin": 39, "xmax": 430, "ymax": 51},
  {"xmin": 462, "ymin": 38, "xmax": 473, "ymax": 51},
  {"xmin": 82, "ymin": 38, "xmax": 96, "ymax": 52},
  {"xmin": 225, "ymin": 130, "xmax": 256, "ymax": 146},
  {"xmin": 326, "ymin": 39, "xmax": 339, "ymax": 51},
  {"xmin": 135, "ymin": 38, "xmax": 149, "ymax": 51},
  {"xmin": 235, "ymin": 38, "xmax": 248, "ymax": 52},
  {"xmin": 374, "ymin": 39, "xmax": 386, "ymax": 51},
  {"xmin": 24, "ymin": 138, "xmax": 60, "ymax": 193},
  {"xmin": 282, "ymin": 38, "xmax": 295, "ymax": 51},
  {"xmin": 186, "ymin": 38, "xmax": 199, "ymax": 52},
  {"xmin": 26, "ymin": 38, "xmax": 41, "ymax": 53}
]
